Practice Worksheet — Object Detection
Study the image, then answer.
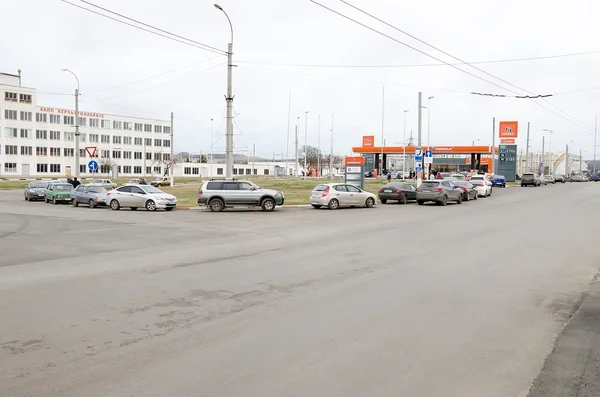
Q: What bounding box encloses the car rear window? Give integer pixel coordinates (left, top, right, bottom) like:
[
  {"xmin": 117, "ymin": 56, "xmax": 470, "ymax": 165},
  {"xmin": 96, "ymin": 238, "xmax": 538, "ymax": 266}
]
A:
[
  {"xmin": 30, "ymin": 182, "xmax": 47, "ymax": 188},
  {"xmin": 313, "ymin": 184, "xmax": 329, "ymax": 191},
  {"xmin": 421, "ymin": 181, "xmax": 439, "ymax": 187},
  {"xmin": 522, "ymin": 173, "xmax": 534, "ymax": 177},
  {"xmin": 206, "ymin": 181, "xmax": 223, "ymax": 190}
]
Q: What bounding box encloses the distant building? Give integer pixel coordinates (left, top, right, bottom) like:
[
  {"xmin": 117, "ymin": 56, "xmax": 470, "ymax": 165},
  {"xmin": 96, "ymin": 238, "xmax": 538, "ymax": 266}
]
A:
[{"xmin": 517, "ymin": 151, "xmax": 583, "ymax": 175}]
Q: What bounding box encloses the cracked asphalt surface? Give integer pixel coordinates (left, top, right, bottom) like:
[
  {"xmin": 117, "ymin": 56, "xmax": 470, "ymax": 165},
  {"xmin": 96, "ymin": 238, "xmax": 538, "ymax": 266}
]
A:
[{"xmin": 1, "ymin": 183, "xmax": 599, "ymax": 396}]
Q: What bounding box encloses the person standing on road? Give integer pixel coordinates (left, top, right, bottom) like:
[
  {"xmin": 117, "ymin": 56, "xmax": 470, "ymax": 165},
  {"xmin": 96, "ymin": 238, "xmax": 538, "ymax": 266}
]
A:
[
  {"xmin": 387, "ymin": 172, "xmax": 392, "ymax": 182},
  {"xmin": 429, "ymin": 170, "xmax": 436, "ymax": 180},
  {"xmin": 71, "ymin": 177, "xmax": 81, "ymax": 188}
]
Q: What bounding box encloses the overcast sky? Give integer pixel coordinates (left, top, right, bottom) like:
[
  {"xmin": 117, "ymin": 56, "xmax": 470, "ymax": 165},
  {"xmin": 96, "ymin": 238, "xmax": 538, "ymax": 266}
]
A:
[{"xmin": 2, "ymin": 0, "xmax": 599, "ymax": 158}]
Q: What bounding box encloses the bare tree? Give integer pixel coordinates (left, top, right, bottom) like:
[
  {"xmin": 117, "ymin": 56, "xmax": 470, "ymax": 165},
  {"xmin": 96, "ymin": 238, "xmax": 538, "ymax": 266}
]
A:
[
  {"xmin": 152, "ymin": 155, "xmax": 181, "ymax": 177},
  {"xmin": 99, "ymin": 157, "xmax": 117, "ymax": 177}
]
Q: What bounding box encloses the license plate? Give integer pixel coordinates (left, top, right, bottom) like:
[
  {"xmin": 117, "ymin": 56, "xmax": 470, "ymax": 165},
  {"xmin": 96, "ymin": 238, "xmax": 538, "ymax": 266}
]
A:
[{"xmin": 384, "ymin": 189, "xmax": 392, "ymax": 192}]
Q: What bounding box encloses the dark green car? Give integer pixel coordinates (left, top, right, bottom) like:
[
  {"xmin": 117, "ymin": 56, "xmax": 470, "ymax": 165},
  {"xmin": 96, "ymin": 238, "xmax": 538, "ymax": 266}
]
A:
[{"xmin": 44, "ymin": 183, "xmax": 73, "ymax": 204}]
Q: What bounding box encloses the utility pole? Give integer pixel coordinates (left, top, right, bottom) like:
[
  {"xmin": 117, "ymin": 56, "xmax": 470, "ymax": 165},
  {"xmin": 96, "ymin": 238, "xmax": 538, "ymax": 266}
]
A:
[
  {"xmin": 380, "ymin": 86, "xmax": 385, "ymax": 175},
  {"xmin": 417, "ymin": 92, "xmax": 423, "ymax": 186},
  {"xmin": 214, "ymin": 4, "xmax": 234, "ymax": 178},
  {"xmin": 525, "ymin": 122, "xmax": 530, "ymax": 172},
  {"xmin": 62, "ymin": 69, "xmax": 80, "ymax": 178},
  {"xmin": 295, "ymin": 118, "xmax": 299, "ymax": 178},
  {"xmin": 285, "ymin": 91, "xmax": 291, "ymax": 178},
  {"xmin": 580, "ymin": 148, "xmax": 583, "ymax": 173},
  {"xmin": 209, "ymin": 118, "xmax": 214, "ymax": 178},
  {"xmin": 252, "ymin": 143, "xmax": 256, "ymax": 176},
  {"xmin": 403, "ymin": 109, "xmax": 409, "ymax": 178},
  {"xmin": 317, "ymin": 114, "xmax": 321, "ymax": 178},
  {"xmin": 566, "ymin": 144, "xmax": 570, "ymax": 177},
  {"xmin": 303, "ymin": 111, "xmax": 309, "ymax": 179},
  {"xmin": 330, "ymin": 114, "xmax": 334, "ymax": 179},
  {"xmin": 594, "ymin": 114, "xmax": 598, "ymax": 173},
  {"xmin": 491, "ymin": 117, "xmax": 496, "ymax": 175},
  {"xmin": 541, "ymin": 136, "xmax": 545, "ymax": 177},
  {"xmin": 170, "ymin": 112, "xmax": 174, "ymax": 186}
]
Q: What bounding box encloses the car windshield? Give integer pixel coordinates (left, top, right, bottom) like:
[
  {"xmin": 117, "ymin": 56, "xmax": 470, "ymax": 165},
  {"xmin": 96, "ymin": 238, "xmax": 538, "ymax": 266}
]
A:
[
  {"xmin": 383, "ymin": 183, "xmax": 402, "ymax": 188},
  {"xmin": 30, "ymin": 182, "xmax": 47, "ymax": 188},
  {"xmin": 141, "ymin": 186, "xmax": 163, "ymax": 194},
  {"xmin": 54, "ymin": 184, "xmax": 72, "ymax": 190},
  {"xmin": 471, "ymin": 181, "xmax": 484, "ymax": 186},
  {"xmin": 88, "ymin": 187, "xmax": 107, "ymax": 194},
  {"xmin": 494, "ymin": 175, "xmax": 505, "ymax": 179},
  {"xmin": 313, "ymin": 185, "xmax": 329, "ymax": 191}
]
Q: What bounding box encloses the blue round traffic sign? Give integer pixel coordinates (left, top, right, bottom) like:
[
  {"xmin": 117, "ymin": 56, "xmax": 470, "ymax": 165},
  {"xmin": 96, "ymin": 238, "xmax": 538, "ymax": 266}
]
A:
[{"xmin": 88, "ymin": 160, "xmax": 98, "ymax": 171}]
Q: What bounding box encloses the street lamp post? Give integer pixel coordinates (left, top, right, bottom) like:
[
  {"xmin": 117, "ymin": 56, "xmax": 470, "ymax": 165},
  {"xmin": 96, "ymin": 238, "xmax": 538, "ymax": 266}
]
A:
[
  {"xmin": 214, "ymin": 4, "xmax": 234, "ymax": 178},
  {"xmin": 209, "ymin": 118, "xmax": 214, "ymax": 178},
  {"xmin": 426, "ymin": 96, "xmax": 434, "ymax": 177},
  {"xmin": 403, "ymin": 109, "xmax": 409, "ymax": 177},
  {"xmin": 62, "ymin": 69, "xmax": 80, "ymax": 178},
  {"xmin": 303, "ymin": 111, "xmax": 310, "ymax": 179},
  {"xmin": 542, "ymin": 129, "xmax": 554, "ymax": 153}
]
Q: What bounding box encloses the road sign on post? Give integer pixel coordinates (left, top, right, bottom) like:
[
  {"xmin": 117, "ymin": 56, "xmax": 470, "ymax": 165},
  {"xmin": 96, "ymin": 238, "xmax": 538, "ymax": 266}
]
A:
[
  {"xmin": 88, "ymin": 160, "xmax": 98, "ymax": 172},
  {"xmin": 85, "ymin": 146, "xmax": 97, "ymax": 158},
  {"xmin": 424, "ymin": 150, "xmax": 433, "ymax": 164},
  {"xmin": 345, "ymin": 156, "xmax": 365, "ymax": 189}
]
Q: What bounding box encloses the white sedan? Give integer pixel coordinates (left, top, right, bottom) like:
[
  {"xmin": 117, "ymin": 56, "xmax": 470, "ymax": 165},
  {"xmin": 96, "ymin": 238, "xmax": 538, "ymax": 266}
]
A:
[
  {"xmin": 471, "ymin": 180, "xmax": 492, "ymax": 197},
  {"xmin": 310, "ymin": 183, "xmax": 377, "ymax": 209},
  {"xmin": 106, "ymin": 184, "xmax": 177, "ymax": 211}
]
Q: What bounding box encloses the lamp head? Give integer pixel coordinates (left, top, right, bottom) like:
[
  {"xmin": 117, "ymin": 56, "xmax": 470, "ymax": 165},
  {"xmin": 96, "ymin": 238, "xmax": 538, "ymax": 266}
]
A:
[{"xmin": 214, "ymin": 4, "xmax": 223, "ymax": 10}]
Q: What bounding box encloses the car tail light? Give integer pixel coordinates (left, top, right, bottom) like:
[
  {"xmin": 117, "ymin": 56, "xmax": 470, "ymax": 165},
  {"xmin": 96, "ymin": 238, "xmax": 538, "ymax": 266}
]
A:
[
  {"xmin": 416, "ymin": 188, "xmax": 421, "ymax": 192},
  {"xmin": 107, "ymin": 192, "xmax": 111, "ymax": 196},
  {"xmin": 198, "ymin": 189, "xmax": 203, "ymax": 195},
  {"xmin": 322, "ymin": 187, "xmax": 330, "ymax": 197},
  {"xmin": 96, "ymin": 196, "xmax": 99, "ymax": 201},
  {"xmin": 396, "ymin": 189, "xmax": 402, "ymax": 193},
  {"xmin": 461, "ymin": 187, "xmax": 467, "ymax": 192},
  {"xmin": 435, "ymin": 187, "xmax": 443, "ymax": 191}
]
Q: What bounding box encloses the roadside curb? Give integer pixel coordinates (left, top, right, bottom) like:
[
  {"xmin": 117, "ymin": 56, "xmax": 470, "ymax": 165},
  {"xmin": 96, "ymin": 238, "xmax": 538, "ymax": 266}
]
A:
[
  {"xmin": 281, "ymin": 204, "xmax": 312, "ymax": 208},
  {"xmin": 175, "ymin": 205, "xmax": 311, "ymax": 211}
]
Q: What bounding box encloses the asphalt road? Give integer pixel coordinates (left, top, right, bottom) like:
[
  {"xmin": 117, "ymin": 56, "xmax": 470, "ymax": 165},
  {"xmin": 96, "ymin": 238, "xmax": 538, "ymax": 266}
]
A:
[{"xmin": 1, "ymin": 183, "xmax": 599, "ymax": 397}]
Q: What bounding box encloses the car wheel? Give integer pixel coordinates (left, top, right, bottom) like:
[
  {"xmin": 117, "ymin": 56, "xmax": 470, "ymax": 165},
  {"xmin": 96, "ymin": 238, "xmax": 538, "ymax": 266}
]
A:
[
  {"xmin": 464, "ymin": 193, "xmax": 469, "ymax": 202},
  {"xmin": 165, "ymin": 207, "xmax": 174, "ymax": 212},
  {"xmin": 209, "ymin": 198, "xmax": 225, "ymax": 212},
  {"xmin": 24, "ymin": 194, "xmax": 28, "ymax": 201},
  {"xmin": 130, "ymin": 207, "xmax": 138, "ymax": 211},
  {"xmin": 473, "ymin": 193, "xmax": 478, "ymax": 200},
  {"xmin": 44, "ymin": 197, "xmax": 48, "ymax": 203},
  {"xmin": 328, "ymin": 199, "xmax": 340, "ymax": 210},
  {"xmin": 399, "ymin": 194, "xmax": 407, "ymax": 205},
  {"xmin": 312, "ymin": 204, "xmax": 321, "ymax": 209},
  {"xmin": 489, "ymin": 189, "xmax": 492, "ymax": 196},
  {"xmin": 365, "ymin": 197, "xmax": 375, "ymax": 208},
  {"xmin": 53, "ymin": 197, "xmax": 57, "ymax": 205},
  {"xmin": 72, "ymin": 199, "xmax": 79, "ymax": 207},
  {"xmin": 89, "ymin": 199, "xmax": 96, "ymax": 209},
  {"xmin": 456, "ymin": 194, "xmax": 463, "ymax": 204},
  {"xmin": 417, "ymin": 200, "xmax": 425, "ymax": 205},
  {"xmin": 440, "ymin": 195, "xmax": 448, "ymax": 206},
  {"xmin": 380, "ymin": 199, "xmax": 387, "ymax": 204},
  {"xmin": 145, "ymin": 200, "xmax": 157, "ymax": 211},
  {"xmin": 110, "ymin": 199, "xmax": 120, "ymax": 211},
  {"xmin": 261, "ymin": 198, "xmax": 276, "ymax": 212}
]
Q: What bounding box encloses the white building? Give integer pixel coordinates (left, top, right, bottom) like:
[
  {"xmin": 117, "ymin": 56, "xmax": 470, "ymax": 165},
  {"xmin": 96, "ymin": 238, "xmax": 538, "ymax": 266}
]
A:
[
  {"xmin": 517, "ymin": 151, "xmax": 583, "ymax": 176},
  {"xmin": 0, "ymin": 71, "xmax": 173, "ymax": 178}
]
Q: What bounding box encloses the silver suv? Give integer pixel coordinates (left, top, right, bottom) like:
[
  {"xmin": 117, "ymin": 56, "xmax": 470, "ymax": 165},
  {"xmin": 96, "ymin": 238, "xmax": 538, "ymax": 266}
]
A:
[{"xmin": 197, "ymin": 179, "xmax": 285, "ymax": 212}]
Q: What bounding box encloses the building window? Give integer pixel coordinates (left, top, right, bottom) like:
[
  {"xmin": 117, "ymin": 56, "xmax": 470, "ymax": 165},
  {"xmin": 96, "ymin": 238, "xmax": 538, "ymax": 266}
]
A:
[
  {"xmin": 101, "ymin": 150, "xmax": 110, "ymax": 158},
  {"xmin": 36, "ymin": 147, "xmax": 48, "ymax": 156},
  {"xmin": 134, "ymin": 123, "xmax": 143, "ymax": 131},
  {"xmin": 134, "ymin": 137, "xmax": 142, "ymax": 145},
  {"xmin": 163, "ymin": 140, "xmax": 171, "ymax": 147},
  {"xmin": 113, "ymin": 136, "xmax": 122, "ymax": 144},
  {"xmin": 20, "ymin": 111, "xmax": 32, "ymax": 121},
  {"xmin": 90, "ymin": 118, "xmax": 99, "ymax": 128},
  {"xmin": 4, "ymin": 163, "xmax": 17, "ymax": 172},
  {"xmin": 154, "ymin": 139, "xmax": 162, "ymax": 147},
  {"xmin": 145, "ymin": 152, "xmax": 152, "ymax": 160},
  {"xmin": 153, "ymin": 166, "xmax": 162, "ymax": 173},
  {"xmin": 233, "ymin": 168, "xmax": 238, "ymax": 175},
  {"xmin": 123, "ymin": 165, "xmax": 132, "ymax": 174},
  {"xmin": 100, "ymin": 165, "xmax": 110, "ymax": 174},
  {"xmin": 145, "ymin": 166, "xmax": 152, "ymax": 174},
  {"xmin": 49, "ymin": 114, "xmax": 60, "ymax": 124},
  {"xmin": 145, "ymin": 138, "xmax": 152, "ymax": 146},
  {"xmin": 134, "ymin": 152, "xmax": 142, "ymax": 160},
  {"xmin": 123, "ymin": 136, "xmax": 132, "ymax": 145},
  {"xmin": 164, "ymin": 126, "xmax": 171, "ymax": 134},
  {"xmin": 253, "ymin": 169, "xmax": 258, "ymax": 175},
  {"xmin": 134, "ymin": 166, "xmax": 142, "ymax": 174},
  {"xmin": 78, "ymin": 117, "xmax": 87, "ymax": 127},
  {"xmin": 49, "ymin": 130, "xmax": 60, "ymax": 140},
  {"xmin": 184, "ymin": 167, "xmax": 191, "ymax": 175},
  {"xmin": 63, "ymin": 115, "xmax": 74, "ymax": 125},
  {"xmin": 101, "ymin": 119, "xmax": 111, "ymax": 129},
  {"xmin": 19, "ymin": 93, "xmax": 32, "ymax": 103},
  {"xmin": 4, "ymin": 145, "xmax": 18, "ymax": 155},
  {"xmin": 50, "ymin": 164, "xmax": 61, "ymax": 173},
  {"xmin": 264, "ymin": 169, "xmax": 270, "ymax": 175},
  {"xmin": 123, "ymin": 122, "xmax": 131, "ymax": 130},
  {"xmin": 5, "ymin": 128, "xmax": 17, "ymax": 138},
  {"xmin": 4, "ymin": 92, "xmax": 17, "ymax": 102},
  {"xmin": 36, "ymin": 129, "xmax": 47, "ymax": 139},
  {"xmin": 123, "ymin": 151, "xmax": 132, "ymax": 159},
  {"xmin": 192, "ymin": 167, "xmax": 199, "ymax": 175},
  {"xmin": 4, "ymin": 109, "xmax": 17, "ymax": 120},
  {"xmin": 21, "ymin": 146, "xmax": 33, "ymax": 155},
  {"xmin": 154, "ymin": 125, "xmax": 162, "ymax": 133},
  {"xmin": 79, "ymin": 133, "xmax": 86, "ymax": 142},
  {"xmin": 112, "ymin": 150, "xmax": 121, "ymax": 159},
  {"xmin": 101, "ymin": 135, "xmax": 110, "ymax": 144},
  {"xmin": 18, "ymin": 129, "xmax": 31, "ymax": 138},
  {"xmin": 36, "ymin": 113, "xmax": 47, "ymax": 123},
  {"xmin": 37, "ymin": 164, "xmax": 48, "ymax": 173},
  {"xmin": 50, "ymin": 147, "xmax": 61, "ymax": 156},
  {"xmin": 64, "ymin": 148, "xmax": 74, "ymax": 157},
  {"xmin": 89, "ymin": 134, "xmax": 99, "ymax": 143},
  {"xmin": 153, "ymin": 153, "xmax": 161, "ymax": 161},
  {"xmin": 113, "ymin": 121, "xmax": 122, "ymax": 130},
  {"xmin": 144, "ymin": 124, "xmax": 152, "ymax": 132},
  {"xmin": 64, "ymin": 132, "xmax": 74, "ymax": 141},
  {"xmin": 78, "ymin": 149, "xmax": 86, "ymax": 158},
  {"xmin": 217, "ymin": 168, "xmax": 223, "ymax": 175},
  {"xmin": 79, "ymin": 164, "xmax": 87, "ymax": 173},
  {"xmin": 162, "ymin": 153, "xmax": 170, "ymax": 161}
]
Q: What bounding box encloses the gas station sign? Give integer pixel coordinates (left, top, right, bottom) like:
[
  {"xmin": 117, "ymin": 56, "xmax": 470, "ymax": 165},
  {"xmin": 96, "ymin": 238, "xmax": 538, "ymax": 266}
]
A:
[{"xmin": 345, "ymin": 156, "xmax": 365, "ymax": 189}]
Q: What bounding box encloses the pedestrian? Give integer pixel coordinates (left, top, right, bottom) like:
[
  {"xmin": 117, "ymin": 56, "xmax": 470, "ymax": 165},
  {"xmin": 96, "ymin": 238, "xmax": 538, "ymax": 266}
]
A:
[
  {"xmin": 72, "ymin": 177, "xmax": 81, "ymax": 188},
  {"xmin": 429, "ymin": 170, "xmax": 436, "ymax": 181},
  {"xmin": 387, "ymin": 172, "xmax": 392, "ymax": 182}
]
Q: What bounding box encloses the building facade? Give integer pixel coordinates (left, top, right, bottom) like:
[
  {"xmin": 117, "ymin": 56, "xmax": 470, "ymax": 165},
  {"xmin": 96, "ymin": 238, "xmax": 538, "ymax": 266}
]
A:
[
  {"xmin": 516, "ymin": 151, "xmax": 583, "ymax": 176},
  {"xmin": 0, "ymin": 72, "xmax": 172, "ymax": 178}
]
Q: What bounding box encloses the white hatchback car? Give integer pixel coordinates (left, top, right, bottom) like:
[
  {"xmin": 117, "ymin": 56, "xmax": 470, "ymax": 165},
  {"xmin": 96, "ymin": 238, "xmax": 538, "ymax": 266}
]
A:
[
  {"xmin": 107, "ymin": 184, "xmax": 177, "ymax": 211},
  {"xmin": 310, "ymin": 183, "xmax": 377, "ymax": 209},
  {"xmin": 470, "ymin": 179, "xmax": 492, "ymax": 197}
]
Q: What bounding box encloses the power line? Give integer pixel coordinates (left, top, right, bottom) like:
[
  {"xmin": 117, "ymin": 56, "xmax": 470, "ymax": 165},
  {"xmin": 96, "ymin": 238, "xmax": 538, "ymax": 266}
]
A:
[
  {"xmin": 338, "ymin": 0, "xmax": 596, "ymax": 132},
  {"xmin": 61, "ymin": 0, "xmax": 226, "ymax": 56},
  {"xmin": 238, "ymin": 49, "xmax": 600, "ymax": 69},
  {"xmin": 84, "ymin": 56, "xmax": 221, "ymax": 95}
]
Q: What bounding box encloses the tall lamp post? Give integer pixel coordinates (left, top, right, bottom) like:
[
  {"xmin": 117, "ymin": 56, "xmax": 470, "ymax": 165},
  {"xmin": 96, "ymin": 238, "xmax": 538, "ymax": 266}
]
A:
[
  {"xmin": 62, "ymin": 69, "xmax": 80, "ymax": 178},
  {"xmin": 214, "ymin": 4, "xmax": 234, "ymax": 178},
  {"xmin": 303, "ymin": 111, "xmax": 310, "ymax": 179},
  {"xmin": 426, "ymin": 96, "xmax": 434, "ymax": 177},
  {"xmin": 403, "ymin": 109, "xmax": 409, "ymax": 177}
]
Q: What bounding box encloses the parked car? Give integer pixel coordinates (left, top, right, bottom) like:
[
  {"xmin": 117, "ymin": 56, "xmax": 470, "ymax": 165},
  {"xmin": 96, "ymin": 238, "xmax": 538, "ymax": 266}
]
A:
[
  {"xmin": 107, "ymin": 185, "xmax": 177, "ymax": 211},
  {"xmin": 554, "ymin": 174, "xmax": 566, "ymax": 183},
  {"xmin": 450, "ymin": 173, "xmax": 466, "ymax": 181},
  {"xmin": 44, "ymin": 183, "xmax": 73, "ymax": 204},
  {"xmin": 539, "ymin": 175, "xmax": 548, "ymax": 185},
  {"xmin": 416, "ymin": 180, "xmax": 463, "ymax": 206},
  {"xmin": 521, "ymin": 173, "xmax": 540, "ymax": 187},
  {"xmin": 470, "ymin": 180, "xmax": 492, "ymax": 197},
  {"xmin": 151, "ymin": 177, "xmax": 171, "ymax": 187},
  {"xmin": 469, "ymin": 174, "xmax": 490, "ymax": 183},
  {"xmin": 544, "ymin": 175, "xmax": 556, "ymax": 184},
  {"xmin": 491, "ymin": 175, "xmax": 506, "ymax": 188},
  {"xmin": 71, "ymin": 185, "xmax": 109, "ymax": 208},
  {"xmin": 571, "ymin": 174, "xmax": 584, "ymax": 182},
  {"xmin": 24, "ymin": 181, "xmax": 49, "ymax": 201},
  {"xmin": 455, "ymin": 181, "xmax": 478, "ymax": 201},
  {"xmin": 198, "ymin": 179, "xmax": 284, "ymax": 212},
  {"xmin": 364, "ymin": 171, "xmax": 373, "ymax": 178},
  {"xmin": 310, "ymin": 183, "xmax": 376, "ymax": 209},
  {"xmin": 125, "ymin": 178, "xmax": 150, "ymax": 185},
  {"xmin": 378, "ymin": 182, "xmax": 417, "ymax": 204},
  {"xmin": 588, "ymin": 172, "xmax": 600, "ymax": 182},
  {"xmin": 88, "ymin": 179, "xmax": 117, "ymax": 190}
]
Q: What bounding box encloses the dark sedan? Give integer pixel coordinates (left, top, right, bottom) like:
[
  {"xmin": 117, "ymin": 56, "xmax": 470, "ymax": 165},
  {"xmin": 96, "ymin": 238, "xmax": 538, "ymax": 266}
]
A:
[
  {"xmin": 24, "ymin": 181, "xmax": 49, "ymax": 201},
  {"xmin": 378, "ymin": 182, "xmax": 417, "ymax": 204},
  {"xmin": 456, "ymin": 181, "xmax": 478, "ymax": 201}
]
